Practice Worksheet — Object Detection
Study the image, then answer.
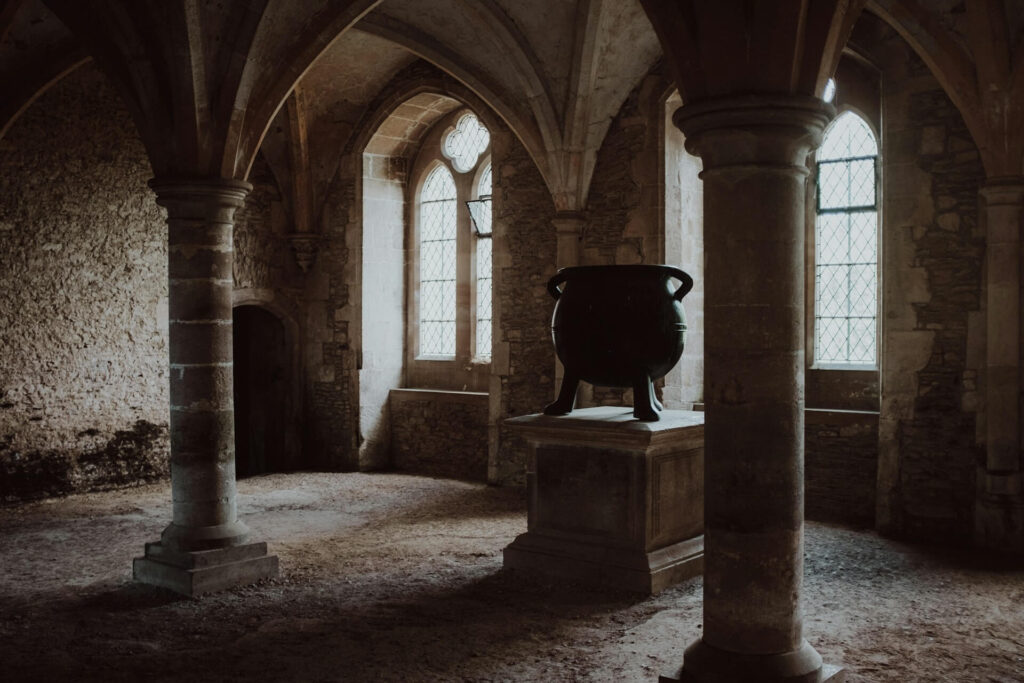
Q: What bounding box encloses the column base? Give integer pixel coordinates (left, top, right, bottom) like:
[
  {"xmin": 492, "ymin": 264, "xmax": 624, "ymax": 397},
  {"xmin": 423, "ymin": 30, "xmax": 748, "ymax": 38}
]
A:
[
  {"xmin": 133, "ymin": 541, "xmax": 279, "ymax": 597},
  {"xmin": 504, "ymin": 532, "xmax": 703, "ymax": 594},
  {"xmin": 659, "ymin": 639, "xmax": 846, "ymax": 683}
]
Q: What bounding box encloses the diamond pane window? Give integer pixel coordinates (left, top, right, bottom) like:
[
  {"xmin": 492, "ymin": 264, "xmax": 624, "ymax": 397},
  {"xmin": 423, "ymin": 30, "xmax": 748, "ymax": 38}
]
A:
[
  {"xmin": 443, "ymin": 113, "xmax": 490, "ymax": 173},
  {"xmin": 815, "ymin": 111, "xmax": 878, "ymax": 366},
  {"xmin": 419, "ymin": 165, "xmax": 457, "ymax": 356},
  {"xmin": 476, "ymin": 234, "xmax": 492, "ymax": 359},
  {"xmin": 474, "ymin": 163, "xmax": 493, "ymax": 360}
]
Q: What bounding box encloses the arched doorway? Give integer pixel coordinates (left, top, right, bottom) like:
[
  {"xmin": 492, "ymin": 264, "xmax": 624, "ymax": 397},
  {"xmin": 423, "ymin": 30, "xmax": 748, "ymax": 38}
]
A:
[{"xmin": 233, "ymin": 305, "xmax": 288, "ymax": 478}]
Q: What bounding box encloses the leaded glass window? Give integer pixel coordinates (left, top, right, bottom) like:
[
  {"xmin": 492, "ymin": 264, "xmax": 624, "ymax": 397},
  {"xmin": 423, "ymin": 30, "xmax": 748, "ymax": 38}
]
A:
[
  {"xmin": 413, "ymin": 110, "xmax": 493, "ymax": 370},
  {"xmin": 814, "ymin": 111, "xmax": 878, "ymax": 366},
  {"xmin": 419, "ymin": 165, "xmax": 457, "ymax": 356},
  {"xmin": 474, "ymin": 163, "xmax": 493, "ymax": 360},
  {"xmin": 443, "ymin": 113, "xmax": 490, "ymax": 173}
]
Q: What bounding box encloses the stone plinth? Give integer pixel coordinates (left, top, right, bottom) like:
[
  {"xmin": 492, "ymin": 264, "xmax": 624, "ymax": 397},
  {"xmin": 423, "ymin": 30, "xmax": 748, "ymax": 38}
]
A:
[
  {"xmin": 503, "ymin": 406, "xmax": 704, "ymax": 594},
  {"xmin": 133, "ymin": 541, "xmax": 278, "ymax": 598}
]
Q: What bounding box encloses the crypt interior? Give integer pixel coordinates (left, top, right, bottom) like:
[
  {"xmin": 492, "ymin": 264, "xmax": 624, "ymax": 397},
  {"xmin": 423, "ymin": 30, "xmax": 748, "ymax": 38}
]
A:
[{"xmin": 1, "ymin": 1, "xmax": 1023, "ymax": 681}]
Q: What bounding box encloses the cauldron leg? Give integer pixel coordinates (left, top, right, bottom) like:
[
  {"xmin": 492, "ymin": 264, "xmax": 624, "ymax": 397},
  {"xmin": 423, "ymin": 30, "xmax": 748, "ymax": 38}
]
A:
[
  {"xmin": 633, "ymin": 375, "xmax": 660, "ymax": 421},
  {"xmin": 652, "ymin": 388, "xmax": 664, "ymax": 412},
  {"xmin": 544, "ymin": 372, "xmax": 580, "ymax": 416}
]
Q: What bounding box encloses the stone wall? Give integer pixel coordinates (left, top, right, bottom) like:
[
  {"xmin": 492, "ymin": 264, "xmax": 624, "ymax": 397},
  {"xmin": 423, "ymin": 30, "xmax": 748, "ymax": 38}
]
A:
[
  {"xmin": 389, "ymin": 389, "xmax": 488, "ymax": 481},
  {"xmin": 232, "ymin": 153, "xmax": 307, "ymax": 473},
  {"xmin": 866, "ymin": 17, "xmax": 985, "ymax": 543},
  {"xmin": 489, "ymin": 129, "xmax": 558, "ymax": 486},
  {"xmin": 579, "ymin": 69, "xmax": 704, "ymax": 410},
  {"xmin": 234, "ymin": 155, "xmax": 291, "ymax": 292},
  {"xmin": 0, "ymin": 64, "xmax": 170, "ymax": 501},
  {"xmin": 805, "ymin": 410, "xmax": 879, "ymax": 526},
  {"xmin": 310, "ymin": 164, "xmax": 361, "ymax": 470}
]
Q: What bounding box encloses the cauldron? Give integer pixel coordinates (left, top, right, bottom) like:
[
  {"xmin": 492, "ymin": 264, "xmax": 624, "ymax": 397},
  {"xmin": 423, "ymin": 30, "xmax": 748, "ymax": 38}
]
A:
[{"xmin": 543, "ymin": 264, "xmax": 693, "ymax": 421}]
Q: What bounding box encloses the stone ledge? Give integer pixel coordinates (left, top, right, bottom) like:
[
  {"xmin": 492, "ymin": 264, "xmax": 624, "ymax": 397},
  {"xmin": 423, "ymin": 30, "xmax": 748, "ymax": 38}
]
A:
[
  {"xmin": 506, "ymin": 407, "xmax": 704, "ymax": 452},
  {"xmin": 389, "ymin": 388, "xmax": 489, "ymax": 403}
]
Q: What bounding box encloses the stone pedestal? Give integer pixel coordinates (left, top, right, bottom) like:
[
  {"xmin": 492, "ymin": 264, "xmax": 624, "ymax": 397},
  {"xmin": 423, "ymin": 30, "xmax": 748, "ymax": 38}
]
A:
[{"xmin": 503, "ymin": 406, "xmax": 704, "ymax": 594}]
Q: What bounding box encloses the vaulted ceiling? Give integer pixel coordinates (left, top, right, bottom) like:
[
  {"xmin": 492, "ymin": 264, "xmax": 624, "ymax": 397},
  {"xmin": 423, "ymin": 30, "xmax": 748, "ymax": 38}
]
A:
[{"xmin": 3, "ymin": 0, "xmax": 1024, "ymax": 209}]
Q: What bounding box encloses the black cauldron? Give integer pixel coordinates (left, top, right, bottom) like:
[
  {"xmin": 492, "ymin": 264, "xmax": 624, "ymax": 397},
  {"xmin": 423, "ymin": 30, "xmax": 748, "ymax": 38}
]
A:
[{"xmin": 543, "ymin": 264, "xmax": 693, "ymax": 421}]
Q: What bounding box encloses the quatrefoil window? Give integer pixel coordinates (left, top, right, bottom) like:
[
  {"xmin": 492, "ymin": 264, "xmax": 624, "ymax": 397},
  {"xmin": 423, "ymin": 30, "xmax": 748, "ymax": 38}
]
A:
[{"xmin": 443, "ymin": 113, "xmax": 490, "ymax": 173}]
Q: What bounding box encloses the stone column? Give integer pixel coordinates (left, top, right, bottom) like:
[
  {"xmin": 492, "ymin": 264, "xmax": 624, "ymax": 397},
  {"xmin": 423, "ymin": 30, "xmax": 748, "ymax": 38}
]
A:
[
  {"xmin": 551, "ymin": 213, "xmax": 592, "ymax": 407},
  {"xmin": 668, "ymin": 96, "xmax": 841, "ymax": 682},
  {"xmin": 133, "ymin": 178, "xmax": 278, "ymax": 596},
  {"xmin": 976, "ymin": 178, "xmax": 1024, "ymax": 554}
]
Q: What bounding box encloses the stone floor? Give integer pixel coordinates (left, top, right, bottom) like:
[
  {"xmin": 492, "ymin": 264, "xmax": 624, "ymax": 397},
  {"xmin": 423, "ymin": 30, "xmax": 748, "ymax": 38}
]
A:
[{"xmin": 0, "ymin": 472, "xmax": 1022, "ymax": 682}]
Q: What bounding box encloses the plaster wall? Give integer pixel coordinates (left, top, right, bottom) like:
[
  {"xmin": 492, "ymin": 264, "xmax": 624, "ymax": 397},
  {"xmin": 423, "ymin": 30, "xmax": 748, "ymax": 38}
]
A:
[
  {"xmin": 662, "ymin": 91, "xmax": 704, "ymax": 409},
  {"xmin": 359, "ymin": 153, "xmax": 406, "ymax": 469},
  {"xmin": 0, "ymin": 64, "xmax": 169, "ymax": 500}
]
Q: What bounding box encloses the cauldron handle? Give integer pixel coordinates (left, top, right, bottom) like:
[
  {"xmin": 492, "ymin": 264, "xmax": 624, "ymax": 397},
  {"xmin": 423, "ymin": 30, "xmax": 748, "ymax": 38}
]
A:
[
  {"xmin": 666, "ymin": 267, "xmax": 694, "ymax": 301},
  {"xmin": 547, "ymin": 269, "xmax": 570, "ymax": 300}
]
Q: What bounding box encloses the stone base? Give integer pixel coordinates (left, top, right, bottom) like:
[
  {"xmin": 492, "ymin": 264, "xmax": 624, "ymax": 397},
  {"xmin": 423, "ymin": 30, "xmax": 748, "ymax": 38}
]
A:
[
  {"xmin": 133, "ymin": 541, "xmax": 279, "ymax": 597},
  {"xmin": 660, "ymin": 640, "xmax": 846, "ymax": 682},
  {"xmin": 660, "ymin": 664, "xmax": 846, "ymax": 683},
  {"xmin": 504, "ymin": 408, "xmax": 705, "ymax": 594},
  {"xmin": 504, "ymin": 532, "xmax": 703, "ymax": 594}
]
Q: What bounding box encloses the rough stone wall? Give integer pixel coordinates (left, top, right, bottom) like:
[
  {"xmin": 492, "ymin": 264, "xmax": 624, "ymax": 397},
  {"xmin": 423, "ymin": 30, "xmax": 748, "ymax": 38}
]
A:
[
  {"xmin": 311, "ymin": 163, "xmax": 360, "ymax": 470},
  {"xmin": 0, "ymin": 64, "xmax": 170, "ymax": 501},
  {"xmin": 869, "ymin": 18, "xmax": 985, "ymax": 543},
  {"xmin": 805, "ymin": 411, "xmax": 879, "ymax": 526},
  {"xmin": 490, "ymin": 129, "xmax": 558, "ymax": 486},
  {"xmin": 894, "ymin": 89, "xmax": 984, "ymax": 542},
  {"xmin": 584, "ymin": 81, "xmax": 649, "ymax": 266},
  {"xmin": 234, "ymin": 155, "xmax": 290, "ymax": 291},
  {"xmin": 389, "ymin": 389, "xmax": 488, "ymax": 481},
  {"xmin": 232, "ymin": 152, "xmax": 307, "ymax": 472}
]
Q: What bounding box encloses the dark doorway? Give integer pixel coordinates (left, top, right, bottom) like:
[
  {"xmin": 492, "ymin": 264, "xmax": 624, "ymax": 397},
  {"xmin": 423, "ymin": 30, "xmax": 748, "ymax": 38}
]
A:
[{"xmin": 233, "ymin": 305, "xmax": 288, "ymax": 478}]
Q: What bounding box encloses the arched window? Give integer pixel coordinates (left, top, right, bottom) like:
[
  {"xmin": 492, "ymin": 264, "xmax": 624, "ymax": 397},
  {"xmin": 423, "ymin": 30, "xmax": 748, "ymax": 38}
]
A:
[
  {"xmin": 814, "ymin": 111, "xmax": 878, "ymax": 366},
  {"xmin": 472, "ymin": 162, "xmax": 492, "ymax": 361},
  {"xmin": 410, "ymin": 110, "xmax": 493, "ymax": 386},
  {"xmin": 418, "ymin": 165, "xmax": 457, "ymax": 356}
]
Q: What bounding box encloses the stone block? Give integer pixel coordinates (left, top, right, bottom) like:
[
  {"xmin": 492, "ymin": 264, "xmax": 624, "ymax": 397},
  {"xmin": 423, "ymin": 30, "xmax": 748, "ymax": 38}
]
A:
[
  {"xmin": 503, "ymin": 407, "xmax": 704, "ymax": 594},
  {"xmin": 133, "ymin": 541, "xmax": 279, "ymax": 597}
]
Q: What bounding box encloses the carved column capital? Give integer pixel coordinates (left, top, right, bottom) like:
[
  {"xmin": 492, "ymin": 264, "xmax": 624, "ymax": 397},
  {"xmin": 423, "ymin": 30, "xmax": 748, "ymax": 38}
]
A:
[
  {"xmin": 673, "ymin": 95, "xmax": 834, "ymax": 172},
  {"xmin": 286, "ymin": 233, "xmax": 324, "ymax": 273},
  {"xmin": 979, "ymin": 177, "xmax": 1024, "ymax": 206},
  {"xmin": 148, "ymin": 177, "xmax": 251, "ymax": 222}
]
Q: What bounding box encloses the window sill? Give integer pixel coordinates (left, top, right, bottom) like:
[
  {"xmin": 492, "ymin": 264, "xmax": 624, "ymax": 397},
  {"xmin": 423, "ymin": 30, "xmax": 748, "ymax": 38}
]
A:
[{"xmin": 811, "ymin": 363, "xmax": 878, "ymax": 372}]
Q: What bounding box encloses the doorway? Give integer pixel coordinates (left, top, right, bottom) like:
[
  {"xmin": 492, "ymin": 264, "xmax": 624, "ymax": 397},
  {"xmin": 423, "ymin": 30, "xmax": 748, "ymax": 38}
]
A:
[{"xmin": 233, "ymin": 305, "xmax": 288, "ymax": 477}]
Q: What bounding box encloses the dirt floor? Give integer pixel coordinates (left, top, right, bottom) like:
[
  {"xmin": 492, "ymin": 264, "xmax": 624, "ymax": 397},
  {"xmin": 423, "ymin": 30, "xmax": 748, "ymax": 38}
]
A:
[{"xmin": 0, "ymin": 472, "xmax": 1021, "ymax": 682}]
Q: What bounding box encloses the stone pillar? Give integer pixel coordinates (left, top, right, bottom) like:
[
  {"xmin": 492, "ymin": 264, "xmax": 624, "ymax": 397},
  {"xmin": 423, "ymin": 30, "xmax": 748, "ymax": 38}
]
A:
[
  {"xmin": 667, "ymin": 96, "xmax": 842, "ymax": 682},
  {"xmin": 133, "ymin": 178, "xmax": 279, "ymax": 596},
  {"xmin": 551, "ymin": 213, "xmax": 592, "ymax": 407},
  {"xmin": 976, "ymin": 178, "xmax": 1024, "ymax": 554}
]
